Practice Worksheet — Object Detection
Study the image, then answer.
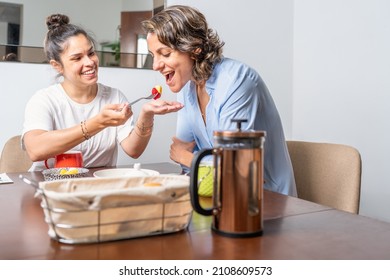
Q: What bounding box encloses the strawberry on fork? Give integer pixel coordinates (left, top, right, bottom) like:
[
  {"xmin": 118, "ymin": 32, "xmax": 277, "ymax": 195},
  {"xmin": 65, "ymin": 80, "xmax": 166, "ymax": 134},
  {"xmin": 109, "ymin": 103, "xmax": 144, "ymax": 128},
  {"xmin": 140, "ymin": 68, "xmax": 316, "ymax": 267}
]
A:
[{"xmin": 129, "ymin": 85, "xmax": 163, "ymax": 106}]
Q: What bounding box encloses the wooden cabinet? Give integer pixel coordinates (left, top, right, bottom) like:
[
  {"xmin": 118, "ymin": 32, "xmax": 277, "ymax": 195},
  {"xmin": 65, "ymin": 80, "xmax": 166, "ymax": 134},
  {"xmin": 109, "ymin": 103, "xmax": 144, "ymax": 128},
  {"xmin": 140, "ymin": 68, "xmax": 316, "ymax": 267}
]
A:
[{"xmin": 120, "ymin": 11, "xmax": 152, "ymax": 68}]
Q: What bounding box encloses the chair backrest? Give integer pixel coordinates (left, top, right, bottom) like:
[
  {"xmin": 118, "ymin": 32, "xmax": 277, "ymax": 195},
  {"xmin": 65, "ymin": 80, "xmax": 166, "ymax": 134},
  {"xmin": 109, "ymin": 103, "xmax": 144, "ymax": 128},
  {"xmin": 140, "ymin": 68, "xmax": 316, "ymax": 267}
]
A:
[
  {"xmin": 286, "ymin": 140, "xmax": 362, "ymax": 214},
  {"xmin": 0, "ymin": 135, "xmax": 32, "ymax": 173}
]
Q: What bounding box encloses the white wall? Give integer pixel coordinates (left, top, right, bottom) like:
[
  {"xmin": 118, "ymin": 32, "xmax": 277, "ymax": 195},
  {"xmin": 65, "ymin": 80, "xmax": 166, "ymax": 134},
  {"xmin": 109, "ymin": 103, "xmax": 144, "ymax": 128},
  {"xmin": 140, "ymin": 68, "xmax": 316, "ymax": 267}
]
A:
[
  {"xmin": 293, "ymin": 0, "xmax": 390, "ymax": 222},
  {"xmin": 122, "ymin": 0, "xmax": 153, "ymax": 11}
]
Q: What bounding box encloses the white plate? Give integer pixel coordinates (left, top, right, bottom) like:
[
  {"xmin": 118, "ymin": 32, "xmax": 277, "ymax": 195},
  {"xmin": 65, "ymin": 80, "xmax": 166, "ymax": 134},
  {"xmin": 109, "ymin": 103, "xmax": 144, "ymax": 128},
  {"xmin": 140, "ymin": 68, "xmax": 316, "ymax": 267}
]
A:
[{"xmin": 93, "ymin": 168, "xmax": 160, "ymax": 178}]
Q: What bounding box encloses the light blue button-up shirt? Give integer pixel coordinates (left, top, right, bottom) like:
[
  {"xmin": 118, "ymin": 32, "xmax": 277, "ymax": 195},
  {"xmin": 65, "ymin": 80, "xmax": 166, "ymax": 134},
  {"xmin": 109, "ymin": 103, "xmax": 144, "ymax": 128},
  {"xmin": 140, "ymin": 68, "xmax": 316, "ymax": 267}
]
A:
[{"xmin": 176, "ymin": 57, "xmax": 297, "ymax": 196}]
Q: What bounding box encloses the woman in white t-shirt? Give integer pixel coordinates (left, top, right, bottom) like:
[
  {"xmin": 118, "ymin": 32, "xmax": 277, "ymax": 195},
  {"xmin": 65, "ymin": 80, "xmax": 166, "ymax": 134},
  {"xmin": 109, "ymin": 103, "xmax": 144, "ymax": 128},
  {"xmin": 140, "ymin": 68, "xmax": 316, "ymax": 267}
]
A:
[{"xmin": 22, "ymin": 14, "xmax": 183, "ymax": 171}]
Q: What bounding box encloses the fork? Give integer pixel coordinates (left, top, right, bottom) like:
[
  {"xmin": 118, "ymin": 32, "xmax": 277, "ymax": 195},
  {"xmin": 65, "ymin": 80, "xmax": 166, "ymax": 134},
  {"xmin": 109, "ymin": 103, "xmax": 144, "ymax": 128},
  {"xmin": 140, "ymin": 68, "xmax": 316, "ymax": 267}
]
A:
[{"xmin": 128, "ymin": 93, "xmax": 155, "ymax": 106}]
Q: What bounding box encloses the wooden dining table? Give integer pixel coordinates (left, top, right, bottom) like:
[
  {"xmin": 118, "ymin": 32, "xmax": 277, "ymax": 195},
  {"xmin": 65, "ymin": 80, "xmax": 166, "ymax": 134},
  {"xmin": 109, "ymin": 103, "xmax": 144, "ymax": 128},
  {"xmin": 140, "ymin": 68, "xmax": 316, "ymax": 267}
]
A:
[{"xmin": 1, "ymin": 162, "xmax": 390, "ymax": 260}]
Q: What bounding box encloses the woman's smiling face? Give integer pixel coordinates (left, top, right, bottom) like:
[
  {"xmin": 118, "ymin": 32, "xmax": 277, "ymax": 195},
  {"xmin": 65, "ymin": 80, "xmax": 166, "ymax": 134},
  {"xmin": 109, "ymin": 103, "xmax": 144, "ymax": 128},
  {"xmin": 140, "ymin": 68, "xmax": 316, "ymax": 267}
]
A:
[
  {"xmin": 147, "ymin": 32, "xmax": 194, "ymax": 93},
  {"xmin": 52, "ymin": 34, "xmax": 99, "ymax": 88}
]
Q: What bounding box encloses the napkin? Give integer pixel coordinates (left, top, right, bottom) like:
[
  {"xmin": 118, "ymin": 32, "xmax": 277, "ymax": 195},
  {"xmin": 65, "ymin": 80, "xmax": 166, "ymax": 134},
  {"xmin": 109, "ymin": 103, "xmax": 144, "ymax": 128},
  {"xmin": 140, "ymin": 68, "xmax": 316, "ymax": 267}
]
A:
[
  {"xmin": 38, "ymin": 175, "xmax": 189, "ymax": 209},
  {"xmin": 0, "ymin": 173, "xmax": 13, "ymax": 184}
]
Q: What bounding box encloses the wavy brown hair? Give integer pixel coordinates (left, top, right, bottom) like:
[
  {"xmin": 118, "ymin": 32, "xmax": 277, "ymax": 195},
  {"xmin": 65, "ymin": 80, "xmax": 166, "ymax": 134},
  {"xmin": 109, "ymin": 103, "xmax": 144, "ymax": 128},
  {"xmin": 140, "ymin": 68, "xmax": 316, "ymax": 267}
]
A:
[{"xmin": 142, "ymin": 5, "xmax": 224, "ymax": 83}]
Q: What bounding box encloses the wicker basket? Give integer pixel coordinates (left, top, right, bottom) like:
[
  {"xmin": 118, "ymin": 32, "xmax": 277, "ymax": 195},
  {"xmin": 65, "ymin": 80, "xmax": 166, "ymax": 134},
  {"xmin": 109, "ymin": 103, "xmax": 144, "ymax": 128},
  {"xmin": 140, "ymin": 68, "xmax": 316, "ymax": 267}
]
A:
[{"xmin": 36, "ymin": 175, "xmax": 192, "ymax": 244}]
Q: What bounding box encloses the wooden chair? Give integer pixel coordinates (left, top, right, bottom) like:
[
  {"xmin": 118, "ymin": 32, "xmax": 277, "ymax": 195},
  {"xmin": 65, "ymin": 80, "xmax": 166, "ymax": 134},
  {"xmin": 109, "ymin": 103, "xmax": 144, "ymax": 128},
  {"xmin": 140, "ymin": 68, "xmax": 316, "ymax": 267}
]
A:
[
  {"xmin": 0, "ymin": 135, "xmax": 32, "ymax": 173},
  {"xmin": 286, "ymin": 140, "xmax": 362, "ymax": 214}
]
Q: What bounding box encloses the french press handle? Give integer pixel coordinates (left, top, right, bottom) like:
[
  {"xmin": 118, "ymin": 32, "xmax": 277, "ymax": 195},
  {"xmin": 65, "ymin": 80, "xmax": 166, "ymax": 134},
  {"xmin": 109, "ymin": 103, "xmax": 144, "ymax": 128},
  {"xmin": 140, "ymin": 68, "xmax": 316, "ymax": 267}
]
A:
[{"xmin": 189, "ymin": 148, "xmax": 214, "ymax": 216}]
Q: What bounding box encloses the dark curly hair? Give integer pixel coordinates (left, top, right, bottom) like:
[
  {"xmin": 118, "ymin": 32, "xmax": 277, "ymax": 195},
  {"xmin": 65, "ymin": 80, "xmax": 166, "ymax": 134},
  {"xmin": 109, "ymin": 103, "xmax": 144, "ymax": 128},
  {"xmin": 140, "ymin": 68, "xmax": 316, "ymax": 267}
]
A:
[
  {"xmin": 44, "ymin": 14, "xmax": 96, "ymax": 65},
  {"xmin": 142, "ymin": 5, "xmax": 224, "ymax": 83}
]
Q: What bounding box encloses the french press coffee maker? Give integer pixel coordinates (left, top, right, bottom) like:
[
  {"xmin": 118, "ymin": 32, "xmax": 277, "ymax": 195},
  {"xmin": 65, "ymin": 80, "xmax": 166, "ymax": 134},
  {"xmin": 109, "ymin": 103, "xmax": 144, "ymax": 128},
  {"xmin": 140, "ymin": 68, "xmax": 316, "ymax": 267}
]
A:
[{"xmin": 190, "ymin": 119, "xmax": 266, "ymax": 237}]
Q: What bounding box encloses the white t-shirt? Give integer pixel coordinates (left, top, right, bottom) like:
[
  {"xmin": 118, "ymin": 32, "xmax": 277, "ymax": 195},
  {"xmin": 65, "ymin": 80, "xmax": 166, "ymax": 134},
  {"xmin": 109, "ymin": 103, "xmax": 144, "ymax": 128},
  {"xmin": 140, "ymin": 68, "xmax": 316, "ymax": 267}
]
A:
[{"xmin": 22, "ymin": 83, "xmax": 133, "ymax": 171}]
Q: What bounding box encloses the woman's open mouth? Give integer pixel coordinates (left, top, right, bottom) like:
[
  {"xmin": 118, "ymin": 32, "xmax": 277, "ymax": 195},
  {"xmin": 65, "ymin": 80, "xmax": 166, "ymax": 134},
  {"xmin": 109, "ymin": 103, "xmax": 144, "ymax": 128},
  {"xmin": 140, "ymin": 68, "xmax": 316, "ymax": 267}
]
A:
[{"xmin": 165, "ymin": 71, "xmax": 174, "ymax": 84}]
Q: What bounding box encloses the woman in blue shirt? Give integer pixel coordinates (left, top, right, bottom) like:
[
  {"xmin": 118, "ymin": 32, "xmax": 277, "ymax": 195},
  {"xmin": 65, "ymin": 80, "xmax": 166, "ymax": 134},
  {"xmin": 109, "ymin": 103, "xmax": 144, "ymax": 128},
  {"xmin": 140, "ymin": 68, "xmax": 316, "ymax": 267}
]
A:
[{"xmin": 142, "ymin": 5, "xmax": 296, "ymax": 196}]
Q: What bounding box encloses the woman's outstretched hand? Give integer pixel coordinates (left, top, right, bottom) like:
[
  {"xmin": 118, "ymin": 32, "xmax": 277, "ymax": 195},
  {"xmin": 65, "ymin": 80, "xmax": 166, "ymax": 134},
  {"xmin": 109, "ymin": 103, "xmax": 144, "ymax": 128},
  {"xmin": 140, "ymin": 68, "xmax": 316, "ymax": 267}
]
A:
[{"xmin": 142, "ymin": 99, "xmax": 184, "ymax": 115}]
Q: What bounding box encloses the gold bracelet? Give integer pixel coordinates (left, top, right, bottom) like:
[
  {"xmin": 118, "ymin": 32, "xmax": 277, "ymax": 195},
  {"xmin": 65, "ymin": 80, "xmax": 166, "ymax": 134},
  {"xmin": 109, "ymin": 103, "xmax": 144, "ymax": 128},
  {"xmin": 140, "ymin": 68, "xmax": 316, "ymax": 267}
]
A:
[
  {"xmin": 136, "ymin": 120, "xmax": 154, "ymax": 134},
  {"xmin": 134, "ymin": 121, "xmax": 152, "ymax": 137},
  {"xmin": 134, "ymin": 126, "xmax": 152, "ymax": 138},
  {"xmin": 81, "ymin": 120, "xmax": 90, "ymax": 140}
]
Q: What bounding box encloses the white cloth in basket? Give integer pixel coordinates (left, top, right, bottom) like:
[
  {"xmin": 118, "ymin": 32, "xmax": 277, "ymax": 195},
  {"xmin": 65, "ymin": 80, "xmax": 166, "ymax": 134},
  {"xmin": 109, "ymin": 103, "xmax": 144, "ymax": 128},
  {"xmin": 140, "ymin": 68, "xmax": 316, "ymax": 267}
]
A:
[{"xmin": 38, "ymin": 175, "xmax": 190, "ymax": 210}]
